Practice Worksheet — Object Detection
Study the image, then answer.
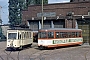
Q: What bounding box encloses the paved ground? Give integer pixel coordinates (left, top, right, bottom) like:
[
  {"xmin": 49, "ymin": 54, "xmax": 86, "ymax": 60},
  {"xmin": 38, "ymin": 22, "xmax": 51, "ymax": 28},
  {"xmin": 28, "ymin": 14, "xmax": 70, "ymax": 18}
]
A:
[{"xmin": 0, "ymin": 41, "xmax": 90, "ymax": 60}]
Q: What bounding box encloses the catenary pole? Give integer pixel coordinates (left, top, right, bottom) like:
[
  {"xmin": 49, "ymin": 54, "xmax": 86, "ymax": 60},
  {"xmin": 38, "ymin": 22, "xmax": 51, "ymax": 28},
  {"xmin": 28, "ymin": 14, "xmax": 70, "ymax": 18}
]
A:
[{"xmin": 41, "ymin": 0, "xmax": 43, "ymax": 28}]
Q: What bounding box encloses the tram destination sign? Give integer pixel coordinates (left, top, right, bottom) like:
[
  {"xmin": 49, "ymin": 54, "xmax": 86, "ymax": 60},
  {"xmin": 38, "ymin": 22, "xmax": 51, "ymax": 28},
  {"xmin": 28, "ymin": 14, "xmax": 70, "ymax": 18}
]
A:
[{"xmin": 37, "ymin": 12, "xmax": 56, "ymax": 17}]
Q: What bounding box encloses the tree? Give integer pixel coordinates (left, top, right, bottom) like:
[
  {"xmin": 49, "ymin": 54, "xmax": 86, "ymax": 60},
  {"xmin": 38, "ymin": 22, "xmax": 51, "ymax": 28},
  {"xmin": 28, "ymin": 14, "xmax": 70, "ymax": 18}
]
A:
[
  {"xmin": 9, "ymin": 0, "xmax": 19, "ymax": 27},
  {"xmin": 9, "ymin": 0, "xmax": 48, "ymax": 27}
]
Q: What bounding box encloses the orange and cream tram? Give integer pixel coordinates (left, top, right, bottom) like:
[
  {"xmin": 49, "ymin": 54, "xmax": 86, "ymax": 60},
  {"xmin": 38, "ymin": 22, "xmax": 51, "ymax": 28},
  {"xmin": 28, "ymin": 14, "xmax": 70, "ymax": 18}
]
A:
[{"xmin": 38, "ymin": 28, "xmax": 83, "ymax": 49}]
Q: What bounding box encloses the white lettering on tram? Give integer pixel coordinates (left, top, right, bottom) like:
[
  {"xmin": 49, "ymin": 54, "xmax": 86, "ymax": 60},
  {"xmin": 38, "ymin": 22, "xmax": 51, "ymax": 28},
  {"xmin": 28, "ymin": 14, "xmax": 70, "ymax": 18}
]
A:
[{"xmin": 53, "ymin": 38, "xmax": 83, "ymax": 44}]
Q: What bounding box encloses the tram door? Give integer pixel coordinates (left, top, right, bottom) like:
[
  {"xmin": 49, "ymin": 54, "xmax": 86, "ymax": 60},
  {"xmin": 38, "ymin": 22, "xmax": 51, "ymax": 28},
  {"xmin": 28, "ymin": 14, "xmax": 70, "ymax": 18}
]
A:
[{"xmin": 78, "ymin": 24, "xmax": 90, "ymax": 44}]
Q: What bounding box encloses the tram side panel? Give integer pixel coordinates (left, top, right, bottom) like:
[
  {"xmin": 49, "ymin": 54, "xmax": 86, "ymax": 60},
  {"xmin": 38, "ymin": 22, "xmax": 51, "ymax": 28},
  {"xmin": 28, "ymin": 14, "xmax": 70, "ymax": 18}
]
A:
[
  {"xmin": 20, "ymin": 31, "xmax": 33, "ymax": 46},
  {"xmin": 38, "ymin": 38, "xmax": 83, "ymax": 48}
]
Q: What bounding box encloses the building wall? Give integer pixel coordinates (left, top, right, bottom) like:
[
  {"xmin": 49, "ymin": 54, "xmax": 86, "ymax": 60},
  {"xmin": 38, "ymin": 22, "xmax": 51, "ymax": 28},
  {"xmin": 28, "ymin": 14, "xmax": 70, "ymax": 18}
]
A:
[
  {"xmin": 22, "ymin": 1, "xmax": 90, "ymax": 43},
  {"xmin": 22, "ymin": 2, "xmax": 90, "ymax": 18},
  {"xmin": 1, "ymin": 25, "xmax": 10, "ymax": 38},
  {"xmin": 22, "ymin": 1, "xmax": 90, "ymax": 27}
]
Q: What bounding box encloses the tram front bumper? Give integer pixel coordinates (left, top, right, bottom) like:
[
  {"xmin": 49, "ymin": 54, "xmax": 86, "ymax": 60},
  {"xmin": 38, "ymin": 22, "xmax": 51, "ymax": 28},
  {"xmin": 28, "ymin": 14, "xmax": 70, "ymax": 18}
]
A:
[{"xmin": 5, "ymin": 47, "xmax": 19, "ymax": 51}]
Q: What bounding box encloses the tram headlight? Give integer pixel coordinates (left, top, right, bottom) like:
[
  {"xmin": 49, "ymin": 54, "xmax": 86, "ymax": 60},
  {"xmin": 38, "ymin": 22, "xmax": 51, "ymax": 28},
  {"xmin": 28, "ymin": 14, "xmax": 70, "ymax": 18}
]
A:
[{"xmin": 8, "ymin": 40, "xmax": 10, "ymax": 42}]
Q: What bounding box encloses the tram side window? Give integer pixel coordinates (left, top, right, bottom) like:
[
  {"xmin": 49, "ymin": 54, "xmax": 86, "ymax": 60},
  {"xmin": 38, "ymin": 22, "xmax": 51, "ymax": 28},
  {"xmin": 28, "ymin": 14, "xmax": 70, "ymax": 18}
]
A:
[
  {"xmin": 60, "ymin": 32, "xmax": 63, "ymax": 38},
  {"xmin": 48, "ymin": 32, "xmax": 54, "ymax": 38},
  {"xmin": 56, "ymin": 32, "xmax": 60, "ymax": 38},
  {"xmin": 39, "ymin": 32, "xmax": 47, "ymax": 38},
  {"xmin": 22, "ymin": 32, "xmax": 24, "ymax": 39},
  {"xmin": 64, "ymin": 32, "xmax": 68, "ymax": 38},
  {"xmin": 25, "ymin": 32, "xmax": 26, "ymax": 38},
  {"xmin": 18, "ymin": 33, "xmax": 19, "ymax": 39},
  {"xmin": 60, "ymin": 32, "xmax": 73, "ymax": 38},
  {"xmin": 29, "ymin": 32, "xmax": 31, "ymax": 38},
  {"xmin": 26, "ymin": 32, "xmax": 27, "ymax": 38},
  {"xmin": 63, "ymin": 32, "xmax": 68, "ymax": 38},
  {"xmin": 18, "ymin": 32, "xmax": 21, "ymax": 39},
  {"xmin": 19, "ymin": 34, "xmax": 21, "ymax": 39},
  {"xmin": 76, "ymin": 32, "xmax": 80, "ymax": 37},
  {"xmin": 79, "ymin": 32, "xmax": 81, "ymax": 37},
  {"xmin": 67, "ymin": 32, "xmax": 71, "ymax": 38},
  {"xmin": 28, "ymin": 32, "xmax": 30, "ymax": 38},
  {"xmin": 24, "ymin": 32, "xmax": 26, "ymax": 39},
  {"xmin": 27, "ymin": 32, "xmax": 29, "ymax": 38},
  {"xmin": 60, "ymin": 32, "xmax": 67, "ymax": 38},
  {"xmin": 72, "ymin": 32, "xmax": 75, "ymax": 37}
]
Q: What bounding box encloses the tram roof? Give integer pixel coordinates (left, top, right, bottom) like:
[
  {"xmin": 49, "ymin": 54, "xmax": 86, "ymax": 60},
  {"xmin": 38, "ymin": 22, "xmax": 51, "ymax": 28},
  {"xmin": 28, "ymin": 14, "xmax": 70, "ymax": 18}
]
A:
[
  {"xmin": 7, "ymin": 28, "xmax": 32, "ymax": 31},
  {"xmin": 39, "ymin": 28, "xmax": 82, "ymax": 31}
]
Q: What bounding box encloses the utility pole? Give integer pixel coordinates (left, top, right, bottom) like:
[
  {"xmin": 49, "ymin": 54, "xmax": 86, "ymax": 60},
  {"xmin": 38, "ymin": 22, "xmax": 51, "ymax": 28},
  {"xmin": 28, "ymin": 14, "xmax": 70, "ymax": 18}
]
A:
[
  {"xmin": 0, "ymin": 6, "xmax": 2, "ymax": 25},
  {"xmin": 0, "ymin": 6, "xmax": 2, "ymax": 39},
  {"xmin": 41, "ymin": 0, "xmax": 44, "ymax": 28}
]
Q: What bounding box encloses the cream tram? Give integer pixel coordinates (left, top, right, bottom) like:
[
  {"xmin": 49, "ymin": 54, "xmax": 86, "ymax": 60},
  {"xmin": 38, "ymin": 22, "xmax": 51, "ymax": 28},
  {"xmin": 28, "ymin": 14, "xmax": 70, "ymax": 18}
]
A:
[
  {"xmin": 6, "ymin": 28, "xmax": 33, "ymax": 50},
  {"xmin": 38, "ymin": 28, "xmax": 83, "ymax": 49}
]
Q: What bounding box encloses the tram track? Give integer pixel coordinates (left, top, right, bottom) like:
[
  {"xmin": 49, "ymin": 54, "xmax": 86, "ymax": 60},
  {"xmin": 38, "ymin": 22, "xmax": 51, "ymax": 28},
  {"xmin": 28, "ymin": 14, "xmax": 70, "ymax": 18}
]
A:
[
  {"xmin": 28, "ymin": 45, "xmax": 90, "ymax": 60},
  {"xmin": 28, "ymin": 49, "xmax": 50, "ymax": 60},
  {"xmin": 3, "ymin": 50, "xmax": 16, "ymax": 60},
  {"xmin": 0, "ymin": 47, "xmax": 80, "ymax": 60},
  {"xmin": 0, "ymin": 41, "xmax": 90, "ymax": 60}
]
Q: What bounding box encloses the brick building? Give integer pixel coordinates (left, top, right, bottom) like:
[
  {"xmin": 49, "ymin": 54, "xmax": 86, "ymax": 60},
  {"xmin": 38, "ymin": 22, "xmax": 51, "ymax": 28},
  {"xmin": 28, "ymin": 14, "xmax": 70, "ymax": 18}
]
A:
[{"xmin": 22, "ymin": 1, "xmax": 90, "ymax": 43}]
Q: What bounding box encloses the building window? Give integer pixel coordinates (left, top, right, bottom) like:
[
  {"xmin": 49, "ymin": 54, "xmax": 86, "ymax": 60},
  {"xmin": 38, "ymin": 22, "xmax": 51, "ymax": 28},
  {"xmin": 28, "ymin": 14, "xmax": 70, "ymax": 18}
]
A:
[
  {"xmin": 67, "ymin": 11, "xmax": 74, "ymax": 16},
  {"xmin": 88, "ymin": 11, "xmax": 90, "ymax": 16}
]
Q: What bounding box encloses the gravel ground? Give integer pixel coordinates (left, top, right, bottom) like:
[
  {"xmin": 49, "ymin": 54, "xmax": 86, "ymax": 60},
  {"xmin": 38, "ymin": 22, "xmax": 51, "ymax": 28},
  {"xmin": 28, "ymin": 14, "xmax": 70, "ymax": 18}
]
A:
[{"xmin": 0, "ymin": 41, "xmax": 90, "ymax": 60}]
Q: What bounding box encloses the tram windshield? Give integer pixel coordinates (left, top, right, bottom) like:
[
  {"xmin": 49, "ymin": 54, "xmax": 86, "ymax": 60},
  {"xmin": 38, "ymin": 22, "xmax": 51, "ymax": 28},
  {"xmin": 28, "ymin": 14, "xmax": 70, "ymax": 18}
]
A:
[{"xmin": 8, "ymin": 33, "xmax": 17, "ymax": 39}]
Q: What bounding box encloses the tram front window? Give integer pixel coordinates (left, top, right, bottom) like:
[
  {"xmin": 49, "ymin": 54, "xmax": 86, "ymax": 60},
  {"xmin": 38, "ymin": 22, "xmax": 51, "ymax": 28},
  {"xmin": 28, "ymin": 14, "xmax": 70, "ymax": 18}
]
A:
[
  {"xmin": 38, "ymin": 32, "xmax": 47, "ymax": 38},
  {"xmin": 8, "ymin": 33, "xmax": 17, "ymax": 39}
]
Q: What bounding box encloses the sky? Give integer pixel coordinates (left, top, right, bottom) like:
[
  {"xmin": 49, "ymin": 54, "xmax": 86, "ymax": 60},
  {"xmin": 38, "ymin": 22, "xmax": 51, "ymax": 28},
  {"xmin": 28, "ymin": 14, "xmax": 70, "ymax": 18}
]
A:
[
  {"xmin": 0, "ymin": 0, "xmax": 9, "ymax": 24},
  {"xmin": 0, "ymin": 0, "xmax": 70, "ymax": 24}
]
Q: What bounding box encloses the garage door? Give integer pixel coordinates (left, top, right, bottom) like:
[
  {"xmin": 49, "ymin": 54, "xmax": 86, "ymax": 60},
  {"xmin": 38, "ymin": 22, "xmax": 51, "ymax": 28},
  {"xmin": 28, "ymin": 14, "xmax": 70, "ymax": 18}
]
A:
[
  {"xmin": 53, "ymin": 20, "xmax": 64, "ymax": 28},
  {"xmin": 29, "ymin": 22, "xmax": 39, "ymax": 31},
  {"xmin": 43, "ymin": 21, "xmax": 51, "ymax": 29}
]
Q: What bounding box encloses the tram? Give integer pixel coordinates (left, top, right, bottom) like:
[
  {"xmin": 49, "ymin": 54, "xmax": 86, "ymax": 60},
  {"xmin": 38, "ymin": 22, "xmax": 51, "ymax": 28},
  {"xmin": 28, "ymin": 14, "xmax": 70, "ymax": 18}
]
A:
[
  {"xmin": 6, "ymin": 28, "xmax": 33, "ymax": 50},
  {"xmin": 38, "ymin": 28, "xmax": 83, "ymax": 49}
]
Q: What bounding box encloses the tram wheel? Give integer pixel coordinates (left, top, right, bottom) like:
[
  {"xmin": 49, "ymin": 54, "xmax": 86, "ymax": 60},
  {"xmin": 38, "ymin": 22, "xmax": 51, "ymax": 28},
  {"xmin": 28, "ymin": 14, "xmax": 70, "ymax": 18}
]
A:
[
  {"xmin": 29, "ymin": 44, "xmax": 32, "ymax": 48},
  {"xmin": 19, "ymin": 46, "xmax": 23, "ymax": 50},
  {"xmin": 39, "ymin": 46, "xmax": 44, "ymax": 50},
  {"xmin": 79, "ymin": 43, "xmax": 83, "ymax": 46}
]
